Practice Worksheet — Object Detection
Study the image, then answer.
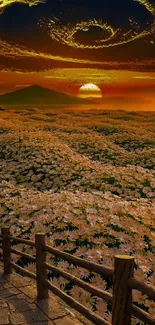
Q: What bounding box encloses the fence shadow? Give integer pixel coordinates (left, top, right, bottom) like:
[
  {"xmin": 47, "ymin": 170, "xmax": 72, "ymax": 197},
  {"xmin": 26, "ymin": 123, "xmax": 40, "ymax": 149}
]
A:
[
  {"xmin": 0, "ymin": 274, "xmax": 50, "ymax": 325},
  {"xmin": 0, "ymin": 228, "xmax": 155, "ymax": 325}
]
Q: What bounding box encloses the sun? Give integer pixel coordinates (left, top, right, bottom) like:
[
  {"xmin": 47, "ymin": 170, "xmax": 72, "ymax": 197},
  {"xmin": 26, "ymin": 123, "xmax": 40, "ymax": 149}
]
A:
[{"xmin": 78, "ymin": 83, "xmax": 102, "ymax": 98}]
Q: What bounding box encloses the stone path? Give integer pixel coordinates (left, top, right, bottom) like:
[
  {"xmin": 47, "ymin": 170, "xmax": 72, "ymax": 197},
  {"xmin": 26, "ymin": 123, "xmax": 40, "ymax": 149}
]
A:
[{"xmin": 0, "ymin": 264, "xmax": 92, "ymax": 325}]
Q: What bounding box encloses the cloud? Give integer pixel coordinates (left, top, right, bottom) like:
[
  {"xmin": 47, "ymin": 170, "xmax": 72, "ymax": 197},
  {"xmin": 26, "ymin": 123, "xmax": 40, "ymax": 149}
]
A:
[
  {"xmin": 0, "ymin": 39, "xmax": 105, "ymax": 66},
  {"xmin": 1, "ymin": 38, "xmax": 155, "ymax": 72},
  {"xmin": 39, "ymin": 0, "xmax": 155, "ymax": 50},
  {"xmin": 0, "ymin": 0, "xmax": 46, "ymax": 13},
  {"xmin": 14, "ymin": 84, "xmax": 32, "ymax": 87},
  {"xmin": 134, "ymin": 0, "xmax": 155, "ymax": 15},
  {"xmin": 43, "ymin": 69, "xmax": 112, "ymax": 82},
  {"xmin": 0, "ymin": 0, "xmax": 155, "ymax": 72},
  {"xmin": 39, "ymin": 16, "xmax": 153, "ymax": 50},
  {"xmin": 133, "ymin": 75, "xmax": 155, "ymax": 79},
  {"xmin": 43, "ymin": 69, "xmax": 155, "ymax": 86}
]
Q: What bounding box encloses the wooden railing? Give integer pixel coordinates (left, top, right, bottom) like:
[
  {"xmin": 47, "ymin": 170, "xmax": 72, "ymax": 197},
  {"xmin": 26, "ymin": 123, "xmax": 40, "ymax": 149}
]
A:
[{"xmin": 0, "ymin": 227, "xmax": 154, "ymax": 325}]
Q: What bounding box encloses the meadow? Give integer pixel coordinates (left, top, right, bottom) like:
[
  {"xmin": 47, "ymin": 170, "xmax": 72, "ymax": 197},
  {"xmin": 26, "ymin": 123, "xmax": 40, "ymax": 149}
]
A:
[{"xmin": 0, "ymin": 106, "xmax": 155, "ymax": 324}]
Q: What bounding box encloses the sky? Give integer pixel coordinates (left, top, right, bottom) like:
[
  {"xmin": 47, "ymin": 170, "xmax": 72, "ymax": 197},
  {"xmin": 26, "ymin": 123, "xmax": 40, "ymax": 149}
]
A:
[{"xmin": 0, "ymin": 0, "xmax": 155, "ymax": 108}]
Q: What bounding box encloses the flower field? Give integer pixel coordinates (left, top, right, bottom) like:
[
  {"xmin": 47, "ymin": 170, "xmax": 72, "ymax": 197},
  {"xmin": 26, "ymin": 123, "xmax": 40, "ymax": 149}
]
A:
[{"xmin": 0, "ymin": 106, "xmax": 155, "ymax": 324}]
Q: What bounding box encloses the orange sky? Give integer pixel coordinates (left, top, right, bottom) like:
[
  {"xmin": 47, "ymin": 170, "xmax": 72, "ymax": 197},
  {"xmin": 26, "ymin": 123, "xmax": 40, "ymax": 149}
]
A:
[
  {"xmin": 0, "ymin": 68, "xmax": 155, "ymax": 110},
  {"xmin": 0, "ymin": 68, "xmax": 155, "ymax": 93},
  {"xmin": 0, "ymin": 0, "xmax": 155, "ymax": 111}
]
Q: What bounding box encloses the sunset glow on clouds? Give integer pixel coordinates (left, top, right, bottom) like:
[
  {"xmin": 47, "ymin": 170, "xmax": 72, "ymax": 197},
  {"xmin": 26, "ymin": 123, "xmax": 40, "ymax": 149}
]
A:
[
  {"xmin": 0, "ymin": 0, "xmax": 155, "ymax": 71},
  {"xmin": 133, "ymin": 75, "xmax": 155, "ymax": 79},
  {"xmin": 0, "ymin": 0, "xmax": 45, "ymax": 12},
  {"xmin": 39, "ymin": 2, "xmax": 155, "ymax": 50},
  {"xmin": 0, "ymin": 39, "xmax": 106, "ymax": 66},
  {"xmin": 0, "ymin": 0, "xmax": 154, "ymax": 106}
]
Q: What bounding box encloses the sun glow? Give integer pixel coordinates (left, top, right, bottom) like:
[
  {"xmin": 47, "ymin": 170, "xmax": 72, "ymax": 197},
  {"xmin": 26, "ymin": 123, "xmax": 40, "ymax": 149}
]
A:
[{"xmin": 78, "ymin": 83, "xmax": 102, "ymax": 98}]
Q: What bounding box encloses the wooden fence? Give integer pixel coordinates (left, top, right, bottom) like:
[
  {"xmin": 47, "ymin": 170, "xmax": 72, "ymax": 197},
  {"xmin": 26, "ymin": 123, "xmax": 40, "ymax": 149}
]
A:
[{"xmin": 0, "ymin": 227, "xmax": 154, "ymax": 325}]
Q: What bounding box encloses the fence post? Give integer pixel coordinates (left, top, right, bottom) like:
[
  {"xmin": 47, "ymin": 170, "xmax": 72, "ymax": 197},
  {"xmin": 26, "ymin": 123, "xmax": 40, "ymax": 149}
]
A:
[
  {"xmin": 112, "ymin": 255, "xmax": 134, "ymax": 325},
  {"xmin": 35, "ymin": 233, "xmax": 48, "ymax": 299},
  {"xmin": 1, "ymin": 227, "xmax": 12, "ymax": 275}
]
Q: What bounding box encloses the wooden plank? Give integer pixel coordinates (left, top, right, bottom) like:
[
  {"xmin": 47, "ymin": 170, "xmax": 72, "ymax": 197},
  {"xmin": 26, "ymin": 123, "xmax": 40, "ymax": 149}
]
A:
[
  {"xmin": 130, "ymin": 304, "xmax": 155, "ymax": 325},
  {"xmin": 10, "ymin": 248, "xmax": 36, "ymax": 262},
  {"xmin": 10, "ymin": 262, "xmax": 36, "ymax": 280},
  {"xmin": 112, "ymin": 255, "xmax": 134, "ymax": 325},
  {"xmin": 45, "ymin": 280, "xmax": 111, "ymax": 325},
  {"xmin": 8, "ymin": 236, "xmax": 35, "ymax": 247},
  {"xmin": 43, "ymin": 244, "xmax": 113, "ymax": 278},
  {"xmin": 35, "ymin": 233, "xmax": 48, "ymax": 299},
  {"xmin": 44, "ymin": 262, "xmax": 112, "ymax": 303},
  {"xmin": 128, "ymin": 277, "xmax": 155, "ymax": 302}
]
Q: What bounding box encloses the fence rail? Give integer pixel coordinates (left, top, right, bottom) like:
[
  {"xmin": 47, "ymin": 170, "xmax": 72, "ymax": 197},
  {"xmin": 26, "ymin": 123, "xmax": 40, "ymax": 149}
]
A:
[
  {"xmin": 128, "ymin": 277, "xmax": 155, "ymax": 301},
  {"xmin": 10, "ymin": 247, "xmax": 36, "ymax": 262},
  {"xmin": 0, "ymin": 227, "xmax": 155, "ymax": 325},
  {"xmin": 10, "ymin": 261, "xmax": 37, "ymax": 280},
  {"xmin": 43, "ymin": 243, "xmax": 113, "ymax": 278},
  {"xmin": 44, "ymin": 261, "xmax": 113, "ymax": 303},
  {"xmin": 8, "ymin": 235, "xmax": 35, "ymax": 247}
]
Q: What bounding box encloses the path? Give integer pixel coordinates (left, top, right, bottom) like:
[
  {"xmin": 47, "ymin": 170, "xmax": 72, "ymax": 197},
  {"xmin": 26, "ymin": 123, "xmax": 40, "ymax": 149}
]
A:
[{"xmin": 0, "ymin": 263, "xmax": 92, "ymax": 325}]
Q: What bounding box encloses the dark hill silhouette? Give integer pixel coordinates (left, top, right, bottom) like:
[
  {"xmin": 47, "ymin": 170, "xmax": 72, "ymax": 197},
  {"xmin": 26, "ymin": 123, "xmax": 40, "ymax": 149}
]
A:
[{"xmin": 0, "ymin": 85, "xmax": 93, "ymax": 105}]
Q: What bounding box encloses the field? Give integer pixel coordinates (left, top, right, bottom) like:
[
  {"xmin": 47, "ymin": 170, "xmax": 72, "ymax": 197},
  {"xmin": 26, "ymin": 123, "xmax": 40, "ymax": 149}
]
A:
[{"xmin": 0, "ymin": 106, "xmax": 155, "ymax": 323}]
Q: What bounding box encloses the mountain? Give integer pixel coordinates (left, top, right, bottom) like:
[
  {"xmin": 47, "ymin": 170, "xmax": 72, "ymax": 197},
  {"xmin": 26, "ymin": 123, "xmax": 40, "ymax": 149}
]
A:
[{"xmin": 0, "ymin": 85, "xmax": 93, "ymax": 105}]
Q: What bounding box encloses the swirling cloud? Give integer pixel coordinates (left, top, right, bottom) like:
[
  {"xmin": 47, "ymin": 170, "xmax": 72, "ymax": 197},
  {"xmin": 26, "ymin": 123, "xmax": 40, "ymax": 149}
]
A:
[
  {"xmin": 134, "ymin": 0, "xmax": 155, "ymax": 15},
  {"xmin": 0, "ymin": 0, "xmax": 45, "ymax": 12},
  {"xmin": 0, "ymin": 0, "xmax": 155, "ymax": 72},
  {"xmin": 39, "ymin": 17, "xmax": 154, "ymax": 50},
  {"xmin": 38, "ymin": 0, "xmax": 155, "ymax": 50}
]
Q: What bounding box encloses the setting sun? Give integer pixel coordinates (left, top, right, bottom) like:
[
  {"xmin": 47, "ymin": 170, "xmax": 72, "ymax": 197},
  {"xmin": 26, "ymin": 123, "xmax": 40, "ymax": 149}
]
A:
[
  {"xmin": 0, "ymin": 1, "xmax": 155, "ymax": 323},
  {"xmin": 78, "ymin": 83, "xmax": 102, "ymax": 98}
]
